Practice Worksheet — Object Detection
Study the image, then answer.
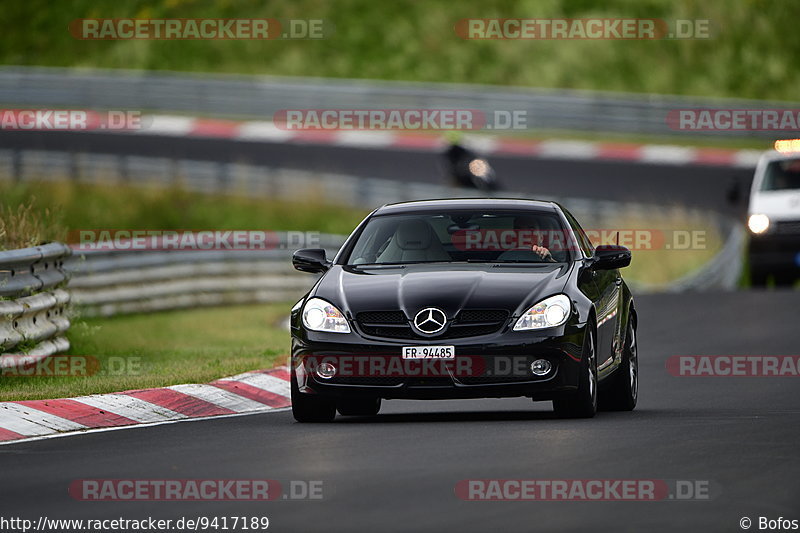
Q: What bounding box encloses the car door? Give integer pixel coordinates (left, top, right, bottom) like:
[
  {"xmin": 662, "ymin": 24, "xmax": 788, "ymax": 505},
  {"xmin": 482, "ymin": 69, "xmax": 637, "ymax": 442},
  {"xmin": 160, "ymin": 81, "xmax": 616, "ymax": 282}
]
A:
[
  {"xmin": 563, "ymin": 210, "xmax": 619, "ymax": 371},
  {"xmin": 592, "ymin": 265, "xmax": 622, "ymax": 372}
]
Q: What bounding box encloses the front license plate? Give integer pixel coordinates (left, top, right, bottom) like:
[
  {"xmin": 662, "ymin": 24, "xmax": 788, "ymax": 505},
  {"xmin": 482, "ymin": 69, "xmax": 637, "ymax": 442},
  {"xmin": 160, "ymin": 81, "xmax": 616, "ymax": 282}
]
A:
[{"xmin": 402, "ymin": 346, "xmax": 455, "ymax": 359}]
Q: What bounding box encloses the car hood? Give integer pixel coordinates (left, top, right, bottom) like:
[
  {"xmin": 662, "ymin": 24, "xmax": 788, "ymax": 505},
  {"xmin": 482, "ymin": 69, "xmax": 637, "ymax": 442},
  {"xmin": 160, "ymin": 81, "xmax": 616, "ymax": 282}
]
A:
[
  {"xmin": 313, "ymin": 263, "xmax": 572, "ymax": 319},
  {"xmin": 749, "ymin": 190, "xmax": 800, "ymax": 220}
]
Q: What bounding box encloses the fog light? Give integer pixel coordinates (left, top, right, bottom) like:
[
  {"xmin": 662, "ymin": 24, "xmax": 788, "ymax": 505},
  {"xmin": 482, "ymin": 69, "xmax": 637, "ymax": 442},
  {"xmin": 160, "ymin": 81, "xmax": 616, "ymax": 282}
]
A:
[
  {"xmin": 530, "ymin": 359, "xmax": 552, "ymax": 376},
  {"xmin": 316, "ymin": 362, "xmax": 337, "ymax": 379}
]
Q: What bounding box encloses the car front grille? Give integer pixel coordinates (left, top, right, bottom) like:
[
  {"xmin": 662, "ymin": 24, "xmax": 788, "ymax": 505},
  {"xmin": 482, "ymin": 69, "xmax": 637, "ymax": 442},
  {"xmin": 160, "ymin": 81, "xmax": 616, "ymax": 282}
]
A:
[
  {"xmin": 456, "ymin": 374, "xmax": 538, "ymax": 385},
  {"xmin": 328, "ymin": 376, "xmax": 405, "ymax": 386},
  {"xmin": 773, "ymin": 220, "xmax": 800, "ymax": 235},
  {"xmin": 355, "ymin": 309, "xmax": 509, "ymax": 340},
  {"xmin": 357, "ymin": 311, "xmax": 406, "ymax": 324}
]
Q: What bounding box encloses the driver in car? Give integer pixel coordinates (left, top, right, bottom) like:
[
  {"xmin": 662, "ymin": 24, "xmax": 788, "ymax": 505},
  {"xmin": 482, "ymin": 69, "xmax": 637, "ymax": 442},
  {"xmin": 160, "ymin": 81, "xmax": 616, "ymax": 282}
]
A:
[{"xmin": 512, "ymin": 215, "xmax": 555, "ymax": 262}]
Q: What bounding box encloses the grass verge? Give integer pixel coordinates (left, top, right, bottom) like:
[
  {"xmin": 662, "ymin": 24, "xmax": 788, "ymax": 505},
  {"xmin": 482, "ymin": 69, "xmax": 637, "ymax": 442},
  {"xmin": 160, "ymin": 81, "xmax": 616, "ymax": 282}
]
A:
[
  {"xmin": 0, "ymin": 198, "xmax": 63, "ymax": 250},
  {"xmin": 590, "ymin": 206, "xmax": 724, "ymax": 287},
  {"xmin": 0, "ymin": 303, "xmax": 291, "ymax": 402},
  {"xmin": 0, "ymin": 180, "xmax": 369, "ymax": 237}
]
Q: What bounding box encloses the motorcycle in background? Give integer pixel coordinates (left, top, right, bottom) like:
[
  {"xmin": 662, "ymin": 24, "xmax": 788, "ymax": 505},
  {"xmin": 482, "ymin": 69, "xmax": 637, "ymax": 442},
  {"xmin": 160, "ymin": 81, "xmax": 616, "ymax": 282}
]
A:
[{"xmin": 442, "ymin": 138, "xmax": 499, "ymax": 192}]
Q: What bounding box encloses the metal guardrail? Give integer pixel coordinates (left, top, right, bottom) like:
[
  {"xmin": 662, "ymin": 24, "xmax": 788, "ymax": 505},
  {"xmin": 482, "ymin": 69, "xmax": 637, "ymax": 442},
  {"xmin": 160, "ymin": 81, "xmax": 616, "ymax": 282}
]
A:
[
  {"xmin": 660, "ymin": 220, "xmax": 746, "ymax": 292},
  {"xmin": 0, "ymin": 242, "xmax": 71, "ymax": 298},
  {"xmin": 631, "ymin": 216, "xmax": 745, "ymax": 293},
  {"xmin": 0, "ymin": 66, "xmax": 797, "ymax": 139},
  {"xmin": 0, "ymin": 243, "xmax": 72, "ymax": 366},
  {"xmin": 66, "ymin": 236, "xmax": 345, "ymax": 317}
]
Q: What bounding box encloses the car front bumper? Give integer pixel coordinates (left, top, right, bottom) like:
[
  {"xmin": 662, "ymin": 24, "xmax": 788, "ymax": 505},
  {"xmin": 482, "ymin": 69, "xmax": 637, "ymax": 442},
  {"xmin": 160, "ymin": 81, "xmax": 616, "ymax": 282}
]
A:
[
  {"xmin": 749, "ymin": 232, "xmax": 800, "ymax": 273},
  {"xmin": 291, "ymin": 322, "xmax": 588, "ymax": 401}
]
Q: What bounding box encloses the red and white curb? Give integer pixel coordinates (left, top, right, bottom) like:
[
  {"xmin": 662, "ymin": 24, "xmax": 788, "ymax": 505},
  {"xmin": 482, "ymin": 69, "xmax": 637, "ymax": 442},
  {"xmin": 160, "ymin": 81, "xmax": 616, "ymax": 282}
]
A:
[
  {"xmin": 116, "ymin": 114, "xmax": 765, "ymax": 168},
  {"xmin": 0, "ymin": 366, "xmax": 291, "ymax": 445}
]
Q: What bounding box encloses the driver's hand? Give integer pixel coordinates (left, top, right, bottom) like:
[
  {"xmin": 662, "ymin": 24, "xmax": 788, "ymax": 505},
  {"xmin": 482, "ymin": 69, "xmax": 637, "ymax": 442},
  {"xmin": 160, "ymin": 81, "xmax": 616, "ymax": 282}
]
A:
[{"xmin": 531, "ymin": 244, "xmax": 552, "ymax": 260}]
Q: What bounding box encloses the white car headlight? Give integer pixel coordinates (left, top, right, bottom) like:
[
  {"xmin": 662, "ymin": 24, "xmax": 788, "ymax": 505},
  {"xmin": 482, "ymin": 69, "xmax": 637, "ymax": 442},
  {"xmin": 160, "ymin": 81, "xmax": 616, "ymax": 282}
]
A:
[
  {"xmin": 302, "ymin": 298, "xmax": 351, "ymax": 333},
  {"xmin": 513, "ymin": 294, "xmax": 571, "ymax": 331},
  {"xmin": 747, "ymin": 213, "xmax": 769, "ymax": 234}
]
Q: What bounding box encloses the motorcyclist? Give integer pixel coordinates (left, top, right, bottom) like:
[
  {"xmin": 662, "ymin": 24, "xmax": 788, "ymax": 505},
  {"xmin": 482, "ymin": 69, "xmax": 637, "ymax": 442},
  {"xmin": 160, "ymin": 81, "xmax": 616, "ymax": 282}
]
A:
[{"xmin": 442, "ymin": 131, "xmax": 498, "ymax": 191}]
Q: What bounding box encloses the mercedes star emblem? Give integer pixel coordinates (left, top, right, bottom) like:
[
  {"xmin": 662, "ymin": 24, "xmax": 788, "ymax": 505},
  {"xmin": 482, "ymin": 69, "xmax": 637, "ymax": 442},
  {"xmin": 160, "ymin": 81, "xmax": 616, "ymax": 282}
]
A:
[{"xmin": 413, "ymin": 307, "xmax": 447, "ymax": 334}]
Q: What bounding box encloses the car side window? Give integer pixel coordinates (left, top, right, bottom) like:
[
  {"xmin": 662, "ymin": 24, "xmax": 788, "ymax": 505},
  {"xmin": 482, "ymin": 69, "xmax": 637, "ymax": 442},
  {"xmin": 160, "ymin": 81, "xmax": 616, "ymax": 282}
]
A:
[{"xmin": 563, "ymin": 209, "xmax": 594, "ymax": 258}]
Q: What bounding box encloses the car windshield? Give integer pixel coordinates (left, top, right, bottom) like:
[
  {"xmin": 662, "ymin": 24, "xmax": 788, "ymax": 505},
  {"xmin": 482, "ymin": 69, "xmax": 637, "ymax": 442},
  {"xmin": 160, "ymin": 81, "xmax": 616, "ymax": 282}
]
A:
[
  {"xmin": 345, "ymin": 209, "xmax": 573, "ymax": 265},
  {"xmin": 761, "ymin": 159, "xmax": 800, "ymax": 191}
]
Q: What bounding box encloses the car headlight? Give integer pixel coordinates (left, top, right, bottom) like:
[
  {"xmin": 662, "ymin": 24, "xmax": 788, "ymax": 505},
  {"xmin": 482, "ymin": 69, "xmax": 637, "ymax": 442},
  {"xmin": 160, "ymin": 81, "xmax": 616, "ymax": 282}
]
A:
[
  {"xmin": 513, "ymin": 294, "xmax": 571, "ymax": 331},
  {"xmin": 468, "ymin": 158, "xmax": 490, "ymax": 178},
  {"xmin": 302, "ymin": 298, "xmax": 351, "ymax": 333},
  {"xmin": 747, "ymin": 214, "xmax": 769, "ymax": 234}
]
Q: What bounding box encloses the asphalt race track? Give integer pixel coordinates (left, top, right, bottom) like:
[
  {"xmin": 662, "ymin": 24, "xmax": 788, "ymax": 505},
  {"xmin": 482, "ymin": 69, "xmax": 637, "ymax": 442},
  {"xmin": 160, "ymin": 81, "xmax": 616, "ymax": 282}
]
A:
[
  {"xmin": 0, "ymin": 131, "xmax": 749, "ymax": 216},
  {"xmin": 1, "ymin": 291, "xmax": 797, "ymax": 532}
]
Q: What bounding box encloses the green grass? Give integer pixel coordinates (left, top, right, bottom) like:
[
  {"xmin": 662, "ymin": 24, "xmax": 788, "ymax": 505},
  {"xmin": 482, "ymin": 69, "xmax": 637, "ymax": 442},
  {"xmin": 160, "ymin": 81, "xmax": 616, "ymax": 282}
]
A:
[
  {"xmin": 0, "ymin": 197, "xmax": 63, "ymax": 250},
  {"xmin": 2, "ymin": 0, "xmax": 798, "ymax": 102},
  {"xmin": 0, "ymin": 303, "xmax": 292, "ymax": 401},
  {"xmin": 604, "ymin": 207, "xmax": 724, "ymax": 287}
]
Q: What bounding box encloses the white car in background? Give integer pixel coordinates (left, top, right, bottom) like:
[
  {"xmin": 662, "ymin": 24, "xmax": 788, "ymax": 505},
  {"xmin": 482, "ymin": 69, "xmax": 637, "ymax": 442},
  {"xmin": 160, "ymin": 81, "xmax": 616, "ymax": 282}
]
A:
[{"xmin": 747, "ymin": 151, "xmax": 800, "ymax": 286}]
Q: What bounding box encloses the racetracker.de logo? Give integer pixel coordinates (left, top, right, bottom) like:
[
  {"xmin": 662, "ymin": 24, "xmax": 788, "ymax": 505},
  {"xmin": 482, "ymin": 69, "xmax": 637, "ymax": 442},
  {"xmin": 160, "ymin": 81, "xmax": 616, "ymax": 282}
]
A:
[
  {"xmin": 0, "ymin": 109, "xmax": 143, "ymax": 131},
  {"xmin": 69, "ymin": 480, "xmax": 279, "ymax": 501},
  {"xmin": 667, "ymin": 109, "xmax": 800, "ymax": 131},
  {"xmin": 69, "ymin": 19, "xmax": 329, "ymax": 40},
  {"xmin": 70, "ymin": 230, "xmax": 320, "ymax": 252},
  {"xmin": 0, "ymin": 355, "xmax": 142, "ymax": 377},
  {"xmin": 455, "ymin": 479, "xmax": 714, "ymax": 501},
  {"xmin": 450, "ymin": 229, "xmax": 707, "ymax": 251},
  {"xmin": 68, "ymin": 479, "xmax": 324, "ymax": 501},
  {"xmin": 666, "ymin": 355, "xmax": 800, "ymax": 377},
  {"xmin": 455, "ymin": 19, "xmax": 711, "ymax": 40},
  {"xmin": 304, "ymin": 355, "xmax": 569, "ymax": 379},
  {"xmin": 274, "ymin": 109, "xmax": 486, "ymax": 131}
]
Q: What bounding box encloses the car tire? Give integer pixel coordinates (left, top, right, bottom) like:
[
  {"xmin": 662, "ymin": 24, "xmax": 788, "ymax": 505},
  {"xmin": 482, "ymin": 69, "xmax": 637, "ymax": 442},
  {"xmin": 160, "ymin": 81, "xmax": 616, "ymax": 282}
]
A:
[
  {"xmin": 337, "ymin": 398, "xmax": 382, "ymax": 416},
  {"xmin": 599, "ymin": 316, "xmax": 638, "ymax": 412},
  {"xmin": 553, "ymin": 327, "xmax": 597, "ymax": 419},
  {"xmin": 291, "ymin": 372, "xmax": 336, "ymax": 423}
]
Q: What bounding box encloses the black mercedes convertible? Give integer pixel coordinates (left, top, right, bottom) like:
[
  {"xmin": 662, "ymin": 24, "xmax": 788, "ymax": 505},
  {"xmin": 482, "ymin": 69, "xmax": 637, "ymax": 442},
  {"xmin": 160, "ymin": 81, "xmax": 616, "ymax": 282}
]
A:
[{"xmin": 290, "ymin": 198, "xmax": 638, "ymax": 422}]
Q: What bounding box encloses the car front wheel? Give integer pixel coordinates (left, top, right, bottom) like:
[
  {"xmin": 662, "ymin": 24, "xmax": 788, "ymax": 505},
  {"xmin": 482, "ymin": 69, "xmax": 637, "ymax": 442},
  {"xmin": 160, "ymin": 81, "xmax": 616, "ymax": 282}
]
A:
[
  {"xmin": 552, "ymin": 327, "xmax": 597, "ymax": 418},
  {"xmin": 291, "ymin": 372, "xmax": 336, "ymax": 423},
  {"xmin": 600, "ymin": 316, "xmax": 638, "ymax": 411}
]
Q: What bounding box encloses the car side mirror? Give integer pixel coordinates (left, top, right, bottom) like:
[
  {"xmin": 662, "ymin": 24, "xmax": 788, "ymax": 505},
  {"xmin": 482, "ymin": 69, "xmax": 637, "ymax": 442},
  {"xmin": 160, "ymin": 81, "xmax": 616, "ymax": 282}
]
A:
[
  {"xmin": 293, "ymin": 248, "xmax": 331, "ymax": 273},
  {"xmin": 591, "ymin": 245, "xmax": 631, "ymax": 270}
]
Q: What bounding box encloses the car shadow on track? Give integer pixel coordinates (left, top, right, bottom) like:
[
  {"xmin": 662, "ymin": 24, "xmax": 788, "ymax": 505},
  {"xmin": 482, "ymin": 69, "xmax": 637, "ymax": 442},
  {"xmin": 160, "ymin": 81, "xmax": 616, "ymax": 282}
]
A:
[
  {"xmin": 326, "ymin": 408, "xmax": 661, "ymax": 424},
  {"xmin": 334, "ymin": 410, "xmax": 564, "ymax": 424}
]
